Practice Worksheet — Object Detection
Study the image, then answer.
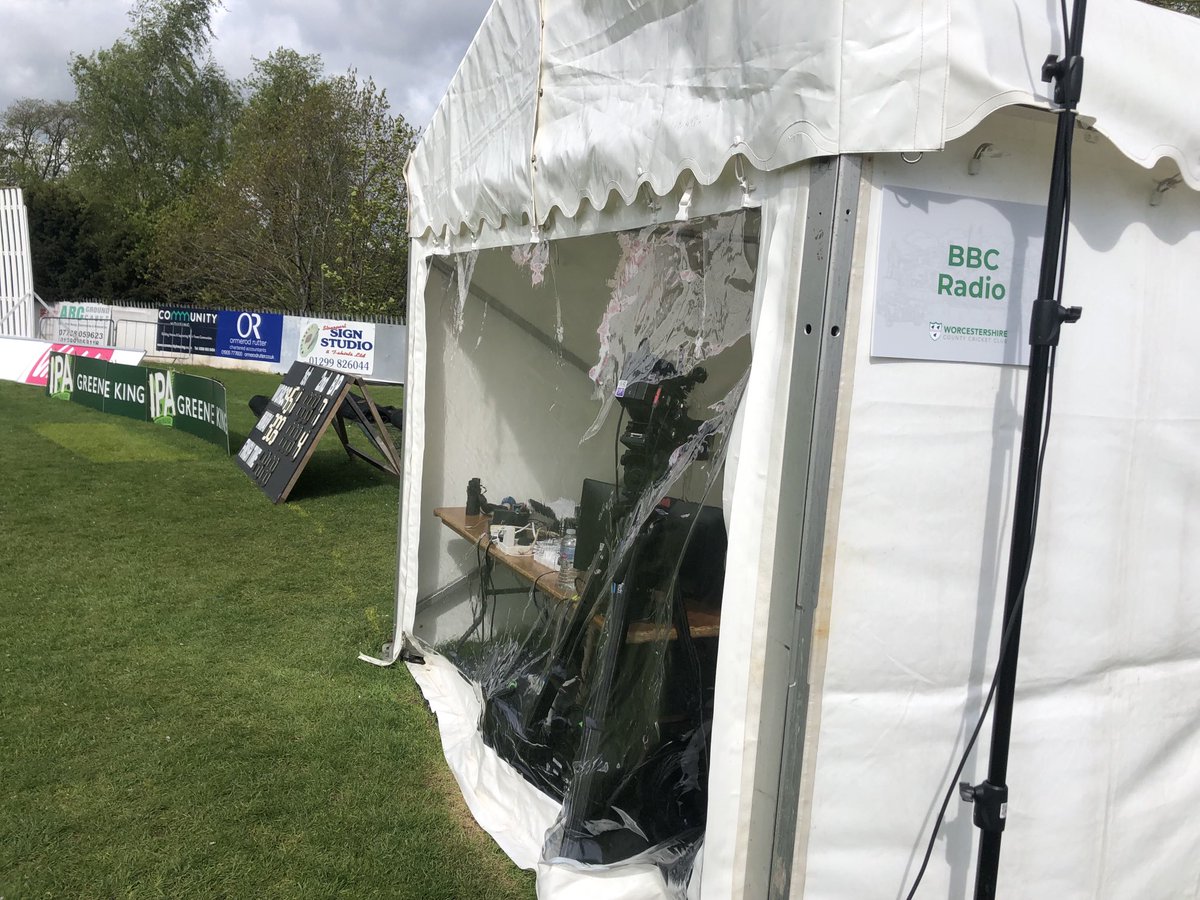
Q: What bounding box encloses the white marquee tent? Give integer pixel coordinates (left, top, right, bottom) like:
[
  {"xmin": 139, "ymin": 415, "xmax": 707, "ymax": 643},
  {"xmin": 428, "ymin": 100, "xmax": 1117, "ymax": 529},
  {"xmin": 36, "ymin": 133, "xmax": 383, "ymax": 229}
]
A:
[{"xmin": 368, "ymin": 1, "xmax": 1200, "ymax": 897}]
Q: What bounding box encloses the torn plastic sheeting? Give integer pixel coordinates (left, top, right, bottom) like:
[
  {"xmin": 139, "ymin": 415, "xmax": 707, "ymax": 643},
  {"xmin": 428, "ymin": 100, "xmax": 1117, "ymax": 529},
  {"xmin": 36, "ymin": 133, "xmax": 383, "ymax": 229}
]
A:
[
  {"xmin": 452, "ymin": 249, "xmax": 479, "ymax": 336},
  {"xmin": 584, "ymin": 215, "xmax": 756, "ymax": 442},
  {"xmin": 414, "ymin": 209, "xmax": 760, "ymax": 895},
  {"xmin": 406, "ymin": 651, "xmax": 561, "ymax": 869},
  {"xmin": 407, "ymin": 650, "xmax": 693, "ymax": 900}
]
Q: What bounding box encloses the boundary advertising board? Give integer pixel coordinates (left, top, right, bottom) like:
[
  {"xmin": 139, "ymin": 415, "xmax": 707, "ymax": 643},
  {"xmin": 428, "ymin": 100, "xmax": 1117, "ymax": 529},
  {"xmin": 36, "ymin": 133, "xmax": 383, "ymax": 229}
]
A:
[
  {"xmin": 156, "ymin": 307, "xmax": 283, "ymax": 362},
  {"xmin": 157, "ymin": 307, "xmax": 219, "ymax": 355},
  {"xmin": 51, "ymin": 302, "xmax": 113, "ymax": 346},
  {"xmin": 46, "ymin": 351, "xmax": 230, "ymax": 452},
  {"xmin": 0, "ymin": 337, "xmax": 144, "ymax": 385},
  {"xmin": 296, "ymin": 317, "xmax": 375, "ymax": 376},
  {"xmin": 216, "ymin": 310, "xmax": 283, "ymax": 362}
]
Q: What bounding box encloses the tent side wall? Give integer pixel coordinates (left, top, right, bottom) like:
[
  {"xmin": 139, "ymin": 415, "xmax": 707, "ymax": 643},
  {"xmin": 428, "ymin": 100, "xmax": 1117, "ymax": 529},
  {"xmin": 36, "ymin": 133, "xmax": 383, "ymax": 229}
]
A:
[
  {"xmin": 696, "ymin": 157, "xmax": 868, "ymax": 899},
  {"xmin": 773, "ymin": 110, "xmax": 1200, "ymax": 898},
  {"xmin": 390, "ymin": 110, "xmax": 1200, "ymax": 900},
  {"xmin": 411, "ymin": 248, "xmax": 620, "ymax": 644}
]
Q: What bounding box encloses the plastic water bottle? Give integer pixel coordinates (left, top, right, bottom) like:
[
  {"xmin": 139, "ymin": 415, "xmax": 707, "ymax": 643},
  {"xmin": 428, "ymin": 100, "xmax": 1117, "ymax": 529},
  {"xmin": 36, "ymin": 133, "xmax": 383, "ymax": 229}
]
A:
[{"xmin": 558, "ymin": 528, "xmax": 577, "ymax": 590}]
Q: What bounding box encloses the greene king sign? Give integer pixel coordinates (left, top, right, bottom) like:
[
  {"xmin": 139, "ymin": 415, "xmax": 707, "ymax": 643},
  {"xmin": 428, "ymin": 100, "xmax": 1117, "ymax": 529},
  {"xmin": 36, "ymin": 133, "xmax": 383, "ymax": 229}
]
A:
[
  {"xmin": 871, "ymin": 186, "xmax": 1045, "ymax": 366},
  {"xmin": 47, "ymin": 352, "xmax": 229, "ymax": 452}
]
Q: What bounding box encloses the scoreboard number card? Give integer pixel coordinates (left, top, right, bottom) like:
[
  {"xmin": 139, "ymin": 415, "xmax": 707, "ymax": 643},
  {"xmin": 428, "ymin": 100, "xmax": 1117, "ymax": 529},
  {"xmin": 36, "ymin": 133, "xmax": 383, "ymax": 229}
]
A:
[{"xmin": 236, "ymin": 361, "xmax": 401, "ymax": 503}]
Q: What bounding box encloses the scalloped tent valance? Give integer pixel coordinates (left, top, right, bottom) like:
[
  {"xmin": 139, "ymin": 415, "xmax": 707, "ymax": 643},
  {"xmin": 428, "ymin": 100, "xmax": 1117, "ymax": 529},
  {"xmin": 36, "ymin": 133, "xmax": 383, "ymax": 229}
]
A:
[{"xmin": 406, "ymin": 0, "xmax": 1200, "ymax": 243}]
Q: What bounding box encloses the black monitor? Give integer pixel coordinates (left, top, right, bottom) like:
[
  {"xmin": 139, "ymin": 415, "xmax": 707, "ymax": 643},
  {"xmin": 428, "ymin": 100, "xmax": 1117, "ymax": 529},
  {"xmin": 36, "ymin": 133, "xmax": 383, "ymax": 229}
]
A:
[
  {"xmin": 575, "ymin": 480, "xmax": 727, "ymax": 600},
  {"xmin": 658, "ymin": 497, "xmax": 727, "ymax": 607},
  {"xmin": 575, "ymin": 478, "xmax": 617, "ymax": 572}
]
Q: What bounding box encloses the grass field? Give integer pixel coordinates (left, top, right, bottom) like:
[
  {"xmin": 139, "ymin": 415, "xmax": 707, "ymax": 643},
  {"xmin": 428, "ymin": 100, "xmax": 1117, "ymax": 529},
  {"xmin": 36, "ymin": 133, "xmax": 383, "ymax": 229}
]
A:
[{"xmin": 0, "ymin": 366, "xmax": 535, "ymax": 899}]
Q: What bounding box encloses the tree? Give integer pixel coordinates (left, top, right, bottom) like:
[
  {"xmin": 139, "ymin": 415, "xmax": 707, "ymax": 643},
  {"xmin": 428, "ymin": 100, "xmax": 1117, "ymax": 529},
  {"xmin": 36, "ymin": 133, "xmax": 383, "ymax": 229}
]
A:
[
  {"xmin": 1139, "ymin": 0, "xmax": 1200, "ymax": 14},
  {"xmin": 69, "ymin": 0, "xmax": 238, "ymax": 214},
  {"xmin": 156, "ymin": 50, "xmax": 414, "ymax": 317},
  {"xmin": 22, "ymin": 180, "xmax": 155, "ymax": 303},
  {"xmin": 321, "ymin": 75, "xmax": 417, "ymax": 317},
  {"xmin": 0, "ymin": 98, "xmax": 77, "ymax": 184}
]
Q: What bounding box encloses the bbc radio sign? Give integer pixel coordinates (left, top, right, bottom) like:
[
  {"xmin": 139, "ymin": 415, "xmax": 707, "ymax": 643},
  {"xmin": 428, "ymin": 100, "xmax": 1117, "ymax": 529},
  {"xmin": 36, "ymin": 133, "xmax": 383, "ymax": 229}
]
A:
[{"xmin": 871, "ymin": 186, "xmax": 1045, "ymax": 367}]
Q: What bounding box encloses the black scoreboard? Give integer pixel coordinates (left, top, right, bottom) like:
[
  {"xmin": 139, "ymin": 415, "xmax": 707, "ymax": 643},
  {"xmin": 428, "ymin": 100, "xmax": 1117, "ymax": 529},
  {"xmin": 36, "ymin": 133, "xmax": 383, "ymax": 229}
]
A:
[{"xmin": 236, "ymin": 362, "xmax": 351, "ymax": 503}]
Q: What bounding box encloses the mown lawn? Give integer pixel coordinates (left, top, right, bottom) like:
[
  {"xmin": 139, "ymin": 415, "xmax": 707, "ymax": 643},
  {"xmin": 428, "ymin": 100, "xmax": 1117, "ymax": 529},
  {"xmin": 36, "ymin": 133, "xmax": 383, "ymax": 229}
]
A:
[{"xmin": 0, "ymin": 366, "xmax": 534, "ymax": 899}]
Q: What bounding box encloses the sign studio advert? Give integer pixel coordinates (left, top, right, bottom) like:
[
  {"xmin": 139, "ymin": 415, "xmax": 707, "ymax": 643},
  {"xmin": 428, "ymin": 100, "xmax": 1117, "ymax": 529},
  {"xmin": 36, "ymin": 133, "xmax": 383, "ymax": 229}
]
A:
[{"xmin": 296, "ymin": 317, "xmax": 375, "ymax": 376}]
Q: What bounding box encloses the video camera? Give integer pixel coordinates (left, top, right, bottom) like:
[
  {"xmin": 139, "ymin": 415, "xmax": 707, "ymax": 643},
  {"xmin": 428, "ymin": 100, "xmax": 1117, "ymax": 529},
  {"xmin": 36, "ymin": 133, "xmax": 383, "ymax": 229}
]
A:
[{"xmin": 614, "ymin": 360, "xmax": 708, "ymax": 510}]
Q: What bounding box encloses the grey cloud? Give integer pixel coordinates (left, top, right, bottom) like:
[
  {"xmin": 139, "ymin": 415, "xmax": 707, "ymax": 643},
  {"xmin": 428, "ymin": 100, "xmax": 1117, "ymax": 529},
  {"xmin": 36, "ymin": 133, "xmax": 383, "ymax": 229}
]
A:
[
  {"xmin": 0, "ymin": 1, "xmax": 129, "ymax": 110},
  {"xmin": 0, "ymin": 0, "xmax": 492, "ymax": 127}
]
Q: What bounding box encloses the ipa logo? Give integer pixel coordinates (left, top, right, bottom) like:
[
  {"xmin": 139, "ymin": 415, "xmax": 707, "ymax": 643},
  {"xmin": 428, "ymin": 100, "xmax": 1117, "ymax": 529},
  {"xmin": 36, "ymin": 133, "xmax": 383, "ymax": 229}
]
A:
[
  {"xmin": 148, "ymin": 370, "xmax": 176, "ymax": 425},
  {"xmin": 929, "ymin": 322, "xmax": 943, "ymax": 341},
  {"xmin": 48, "ymin": 353, "xmax": 74, "ymax": 399}
]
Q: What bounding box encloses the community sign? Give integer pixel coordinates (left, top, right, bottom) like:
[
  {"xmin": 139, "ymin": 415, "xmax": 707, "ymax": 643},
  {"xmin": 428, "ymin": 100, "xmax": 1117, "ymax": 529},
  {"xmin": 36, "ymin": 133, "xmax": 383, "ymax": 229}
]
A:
[
  {"xmin": 156, "ymin": 307, "xmax": 283, "ymax": 363},
  {"xmin": 156, "ymin": 307, "xmax": 219, "ymax": 355}
]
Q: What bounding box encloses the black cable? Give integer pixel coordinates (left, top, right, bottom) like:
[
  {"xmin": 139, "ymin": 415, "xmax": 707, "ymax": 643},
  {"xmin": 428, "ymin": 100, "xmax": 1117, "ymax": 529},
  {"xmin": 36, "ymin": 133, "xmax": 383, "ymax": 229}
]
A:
[
  {"xmin": 527, "ymin": 570, "xmax": 555, "ymax": 624},
  {"xmin": 532, "ymin": 569, "xmax": 555, "ymax": 608},
  {"xmin": 482, "ymin": 529, "xmax": 499, "ymax": 640},
  {"xmin": 903, "ymin": 348, "xmax": 1059, "ymax": 900},
  {"xmin": 475, "ymin": 533, "xmax": 486, "ymax": 624},
  {"xmin": 614, "ymin": 405, "xmax": 625, "ymax": 501},
  {"xmin": 457, "ymin": 529, "xmax": 493, "ymax": 650},
  {"xmin": 489, "ymin": 578, "xmax": 499, "ymax": 639}
]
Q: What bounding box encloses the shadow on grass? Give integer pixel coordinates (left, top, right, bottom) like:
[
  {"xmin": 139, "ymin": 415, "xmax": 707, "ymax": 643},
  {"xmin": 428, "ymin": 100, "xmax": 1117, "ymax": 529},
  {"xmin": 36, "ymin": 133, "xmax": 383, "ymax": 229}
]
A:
[{"xmin": 284, "ymin": 450, "xmax": 400, "ymax": 501}]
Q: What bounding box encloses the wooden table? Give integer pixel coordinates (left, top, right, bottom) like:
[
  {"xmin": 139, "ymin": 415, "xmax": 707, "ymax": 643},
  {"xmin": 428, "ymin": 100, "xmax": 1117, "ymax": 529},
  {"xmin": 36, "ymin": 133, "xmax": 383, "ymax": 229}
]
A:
[
  {"xmin": 434, "ymin": 506, "xmax": 574, "ymax": 602},
  {"xmin": 434, "ymin": 506, "xmax": 721, "ymax": 640}
]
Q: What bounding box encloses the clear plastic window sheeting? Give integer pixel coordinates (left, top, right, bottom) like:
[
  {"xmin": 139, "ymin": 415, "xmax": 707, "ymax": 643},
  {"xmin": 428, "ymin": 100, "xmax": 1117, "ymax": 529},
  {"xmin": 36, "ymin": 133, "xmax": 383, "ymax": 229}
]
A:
[{"xmin": 417, "ymin": 209, "xmax": 760, "ymax": 895}]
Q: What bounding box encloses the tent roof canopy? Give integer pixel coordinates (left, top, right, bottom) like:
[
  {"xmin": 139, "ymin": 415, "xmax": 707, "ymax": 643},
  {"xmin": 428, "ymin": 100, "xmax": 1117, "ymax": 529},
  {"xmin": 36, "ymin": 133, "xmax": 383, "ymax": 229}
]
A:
[{"xmin": 407, "ymin": 0, "xmax": 1200, "ymax": 244}]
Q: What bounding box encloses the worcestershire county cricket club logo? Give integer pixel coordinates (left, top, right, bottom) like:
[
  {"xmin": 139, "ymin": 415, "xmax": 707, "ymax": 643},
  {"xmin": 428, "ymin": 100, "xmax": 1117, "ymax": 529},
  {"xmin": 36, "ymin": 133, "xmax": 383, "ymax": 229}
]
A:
[{"xmin": 929, "ymin": 321, "xmax": 943, "ymax": 341}]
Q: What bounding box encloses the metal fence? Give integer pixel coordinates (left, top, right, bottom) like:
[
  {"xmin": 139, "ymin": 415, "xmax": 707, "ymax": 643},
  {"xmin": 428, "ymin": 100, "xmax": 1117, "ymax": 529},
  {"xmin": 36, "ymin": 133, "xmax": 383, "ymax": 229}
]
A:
[
  {"xmin": 114, "ymin": 319, "xmax": 185, "ymax": 358},
  {"xmin": 38, "ymin": 315, "xmax": 116, "ymax": 346},
  {"xmin": 90, "ymin": 298, "xmax": 407, "ymax": 326}
]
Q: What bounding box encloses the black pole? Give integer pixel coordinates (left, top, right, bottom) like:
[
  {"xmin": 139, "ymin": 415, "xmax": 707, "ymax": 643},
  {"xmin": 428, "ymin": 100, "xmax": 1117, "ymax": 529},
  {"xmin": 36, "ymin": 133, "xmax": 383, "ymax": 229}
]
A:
[{"xmin": 965, "ymin": 3, "xmax": 1087, "ymax": 898}]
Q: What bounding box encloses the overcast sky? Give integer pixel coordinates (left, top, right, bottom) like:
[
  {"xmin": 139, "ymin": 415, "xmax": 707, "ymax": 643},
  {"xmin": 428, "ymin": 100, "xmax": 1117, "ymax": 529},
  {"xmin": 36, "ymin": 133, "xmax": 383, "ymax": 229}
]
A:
[{"xmin": 0, "ymin": 0, "xmax": 493, "ymax": 128}]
